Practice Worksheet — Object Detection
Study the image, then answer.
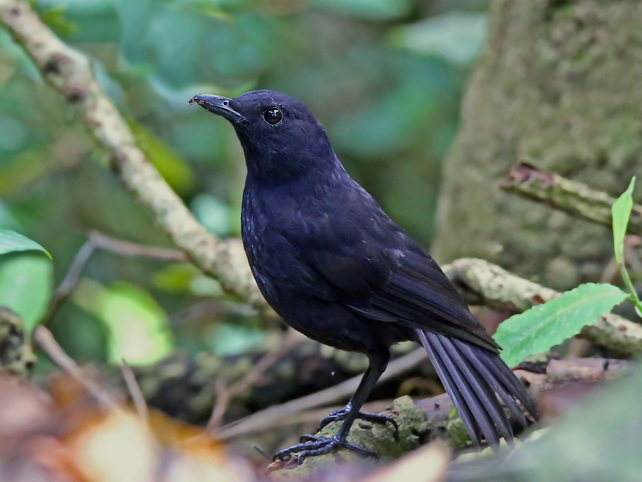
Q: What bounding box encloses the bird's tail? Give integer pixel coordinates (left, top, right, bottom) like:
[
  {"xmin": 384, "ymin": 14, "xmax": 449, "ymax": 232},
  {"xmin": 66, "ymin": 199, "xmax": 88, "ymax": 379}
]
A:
[{"xmin": 417, "ymin": 330, "xmax": 537, "ymax": 448}]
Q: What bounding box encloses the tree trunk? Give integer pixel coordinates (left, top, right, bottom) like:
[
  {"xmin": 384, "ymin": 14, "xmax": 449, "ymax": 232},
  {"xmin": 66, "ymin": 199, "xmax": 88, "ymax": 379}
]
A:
[{"xmin": 433, "ymin": 0, "xmax": 642, "ymax": 290}]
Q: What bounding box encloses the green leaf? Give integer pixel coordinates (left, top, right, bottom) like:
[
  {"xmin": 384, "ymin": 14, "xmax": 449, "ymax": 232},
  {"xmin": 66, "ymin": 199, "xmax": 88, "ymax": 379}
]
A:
[
  {"xmin": 0, "ymin": 253, "xmax": 53, "ymax": 331},
  {"xmin": 495, "ymin": 283, "xmax": 627, "ymax": 366},
  {"xmin": 0, "ymin": 229, "xmax": 51, "ymax": 259},
  {"xmin": 73, "ymin": 279, "xmax": 174, "ymax": 364},
  {"xmin": 612, "ymin": 177, "xmax": 636, "ymax": 265}
]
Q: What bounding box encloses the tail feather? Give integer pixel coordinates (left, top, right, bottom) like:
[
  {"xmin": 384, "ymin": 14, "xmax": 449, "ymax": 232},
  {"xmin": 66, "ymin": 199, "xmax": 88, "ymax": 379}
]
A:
[
  {"xmin": 420, "ymin": 331, "xmax": 483, "ymax": 445},
  {"xmin": 484, "ymin": 353, "xmax": 538, "ymax": 418},
  {"xmin": 417, "ymin": 330, "xmax": 537, "ymax": 448},
  {"xmin": 455, "ymin": 340, "xmax": 530, "ymax": 429},
  {"xmin": 420, "ymin": 332, "xmax": 504, "ymax": 447},
  {"xmin": 440, "ymin": 336, "xmax": 514, "ymax": 442}
]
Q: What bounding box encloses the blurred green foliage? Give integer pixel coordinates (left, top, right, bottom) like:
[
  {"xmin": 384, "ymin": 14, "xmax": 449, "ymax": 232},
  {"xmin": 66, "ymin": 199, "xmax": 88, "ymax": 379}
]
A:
[{"xmin": 0, "ymin": 0, "xmax": 489, "ymax": 364}]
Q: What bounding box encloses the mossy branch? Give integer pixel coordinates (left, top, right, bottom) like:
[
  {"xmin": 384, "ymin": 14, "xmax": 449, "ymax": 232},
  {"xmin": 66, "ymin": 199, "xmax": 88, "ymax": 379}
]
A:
[
  {"xmin": 501, "ymin": 162, "xmax": 642, "ymax": 235},
  {"xmin": 443, "ymin": 258, "xmax": 642, "ymax": 357}
]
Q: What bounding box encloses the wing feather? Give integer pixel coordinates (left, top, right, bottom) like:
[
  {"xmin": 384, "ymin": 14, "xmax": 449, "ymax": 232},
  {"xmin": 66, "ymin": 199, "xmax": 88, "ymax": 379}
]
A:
[{"xmin": 286, "ymin": 185, "xmax": 498, "ymax": 352}]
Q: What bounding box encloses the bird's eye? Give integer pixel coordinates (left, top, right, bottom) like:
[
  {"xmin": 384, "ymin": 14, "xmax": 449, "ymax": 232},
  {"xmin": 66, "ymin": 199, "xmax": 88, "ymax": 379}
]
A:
[{"xmin": 264, "ymin": 108, "xmax": 283, "ymax": 125}]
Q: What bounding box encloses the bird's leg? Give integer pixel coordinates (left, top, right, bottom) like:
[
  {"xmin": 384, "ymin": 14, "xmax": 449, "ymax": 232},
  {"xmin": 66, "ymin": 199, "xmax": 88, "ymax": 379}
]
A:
[
  {"xmin": 273, "ymin": 350, "xmax": 390, "ymax": 465},
  {"xmin": 316, "ymin": 401, "xmax": 399, "ymax": 434}
]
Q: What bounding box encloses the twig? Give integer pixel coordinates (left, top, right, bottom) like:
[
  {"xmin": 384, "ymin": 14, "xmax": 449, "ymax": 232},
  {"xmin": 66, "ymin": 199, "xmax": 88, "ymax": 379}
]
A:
[
  {"xmin": 42, "ymin": 231, "xmax": 191, "ymax": 327},
  {"xmin": 121, "ymin": 358, "xmax": 149, "ymax": 420},
  {"xmin": 501, "ymin": 162, "xmax": 642, "ymax": 235},
  {"xmin": 206, "ymin": 334, "xmax": 299, "ymax": 432},
  {"xmin": 0, "ymin": 0, "xmax": 268, "ymax": 313},
  {"xmin": 206, "ymin": 376, "xmax": 232, "ymax": 433},
  {"xmin": 217, "ymin": 348, "xmax": 426, "ymax": 440},
  {"xmin": 42, "ymin": 239, "xmax": 97, "ymax": 326},
  {"xmin": 89, "ymin": 230, "xmax": 187, "ymax": 262},
  {"xmin": 34, "ymin": 326, "xmax": 118, "ymax": 408},
  {"xmin": 169, "ymin": 299, "xmax": 255, "ymax": 328}
]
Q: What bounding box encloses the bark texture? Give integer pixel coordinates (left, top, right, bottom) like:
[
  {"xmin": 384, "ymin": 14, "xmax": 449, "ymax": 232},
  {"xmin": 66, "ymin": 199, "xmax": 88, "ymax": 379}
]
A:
[{"xmin": 433, "ymin": 0, "xmax": 642, "ymax": 289}]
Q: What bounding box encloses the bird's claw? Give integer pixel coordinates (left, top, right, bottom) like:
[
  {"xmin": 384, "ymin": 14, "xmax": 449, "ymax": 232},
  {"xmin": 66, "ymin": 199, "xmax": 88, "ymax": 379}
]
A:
[
  {"xmin": 317, "ymin": 406, "xmax": 399, "ymax": 439},
  {"xmin": 273, "ymin": 434, "xmax": 377, "ymax": 466}
]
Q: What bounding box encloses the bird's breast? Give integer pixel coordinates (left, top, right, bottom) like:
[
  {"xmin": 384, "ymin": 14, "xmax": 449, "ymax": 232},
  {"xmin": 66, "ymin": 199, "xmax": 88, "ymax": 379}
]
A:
[{"xmin": 241, "ymin": 184, "xmax": 303, "ymax": 300}]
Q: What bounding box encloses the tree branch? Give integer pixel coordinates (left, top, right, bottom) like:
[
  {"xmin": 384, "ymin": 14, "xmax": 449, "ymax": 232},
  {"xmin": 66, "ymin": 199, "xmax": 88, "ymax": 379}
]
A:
[
  {"xmin": 501, "ymin": 162, "xmax": 642, "ymax": 234},
  {"xmin": 443, "ymin": 258, "xmax": 642, "ymax": 357}
]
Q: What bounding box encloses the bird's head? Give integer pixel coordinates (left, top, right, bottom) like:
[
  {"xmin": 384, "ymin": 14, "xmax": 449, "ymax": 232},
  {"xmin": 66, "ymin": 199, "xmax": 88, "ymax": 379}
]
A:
[{"xmin": 190, "ymin": 90, "xmax": 339, "ymax": 182}]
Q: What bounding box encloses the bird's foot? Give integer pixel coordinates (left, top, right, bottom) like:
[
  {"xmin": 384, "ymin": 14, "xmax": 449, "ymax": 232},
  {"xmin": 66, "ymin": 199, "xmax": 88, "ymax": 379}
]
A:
[
  {"xmin": 317, "ymin": 405, "xmax": 399, "ymax": 437},
  {"xmin": 273, "ymin": 434, "xmax": 376, "ymax": 466}
]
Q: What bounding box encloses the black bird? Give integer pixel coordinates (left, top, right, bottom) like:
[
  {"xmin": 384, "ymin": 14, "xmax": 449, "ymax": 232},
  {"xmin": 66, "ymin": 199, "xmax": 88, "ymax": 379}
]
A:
[{"xmin": 190, "ymin": 90, "xmax": 537, "ymax": 462}]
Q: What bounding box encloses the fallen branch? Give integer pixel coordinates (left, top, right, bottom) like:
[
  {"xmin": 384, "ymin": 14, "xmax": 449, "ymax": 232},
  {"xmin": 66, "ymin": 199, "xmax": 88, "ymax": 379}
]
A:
[
  {"xmin": 100, "ymin": 340, "xmax": 421, "ymax": 424},
  {"xmin": 217, "ymin": 348, "xmax": 426, "ymax": 440},
  {"xmin": 443, "ymin": 258, "xmax": 642, "ymax": 357},
  {"xmin": 501, "ymin": 162, "xmax": 642, "ymax": 235},
  {"xmin": 206, "ymin": 333, "xmax": 299, "ymax": 432}
]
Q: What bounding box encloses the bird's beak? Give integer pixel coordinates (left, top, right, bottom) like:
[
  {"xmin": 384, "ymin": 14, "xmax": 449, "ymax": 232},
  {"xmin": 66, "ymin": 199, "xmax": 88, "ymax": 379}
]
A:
[{"xmin": 189, "ymin": 94, "xmax": 244, "ymax": 123}]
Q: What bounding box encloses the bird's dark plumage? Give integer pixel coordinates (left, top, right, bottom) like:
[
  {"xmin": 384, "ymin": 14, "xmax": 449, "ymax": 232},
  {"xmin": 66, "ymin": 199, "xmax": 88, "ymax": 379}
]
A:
[{"xmin": 191, "ymin": 90, "xmax": 537, "ymax": 461}]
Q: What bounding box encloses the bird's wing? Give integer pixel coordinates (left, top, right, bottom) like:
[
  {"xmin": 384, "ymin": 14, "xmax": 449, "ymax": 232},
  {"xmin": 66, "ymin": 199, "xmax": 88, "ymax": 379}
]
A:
[
  {"xmin": 367, "ymin": 249, "xmax": 499, "ymax": 351},
  {"xmin": 288, "ymin": 188, "xmax": 499, "ymax": 352}
]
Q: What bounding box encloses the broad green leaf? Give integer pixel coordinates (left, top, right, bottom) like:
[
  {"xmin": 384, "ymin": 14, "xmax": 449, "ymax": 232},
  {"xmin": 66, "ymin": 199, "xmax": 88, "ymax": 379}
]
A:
[
  {"xmin": 612, "ymin": 177, "xmax": 636, "ymax": 265},
  {"xmin": 495, "ymin": 283, "xmax": 627, "ymax": 366},
  {"xmin": 0, "ymin": 254, "xmax": 53, "ymax": 331},
  {"xmin": 73, "ymin": 279, "xmax": 174, "ymax": 364},
  {"xmin": 0, "ymin": 229, "xmax": 51, "ymax": 259}
]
